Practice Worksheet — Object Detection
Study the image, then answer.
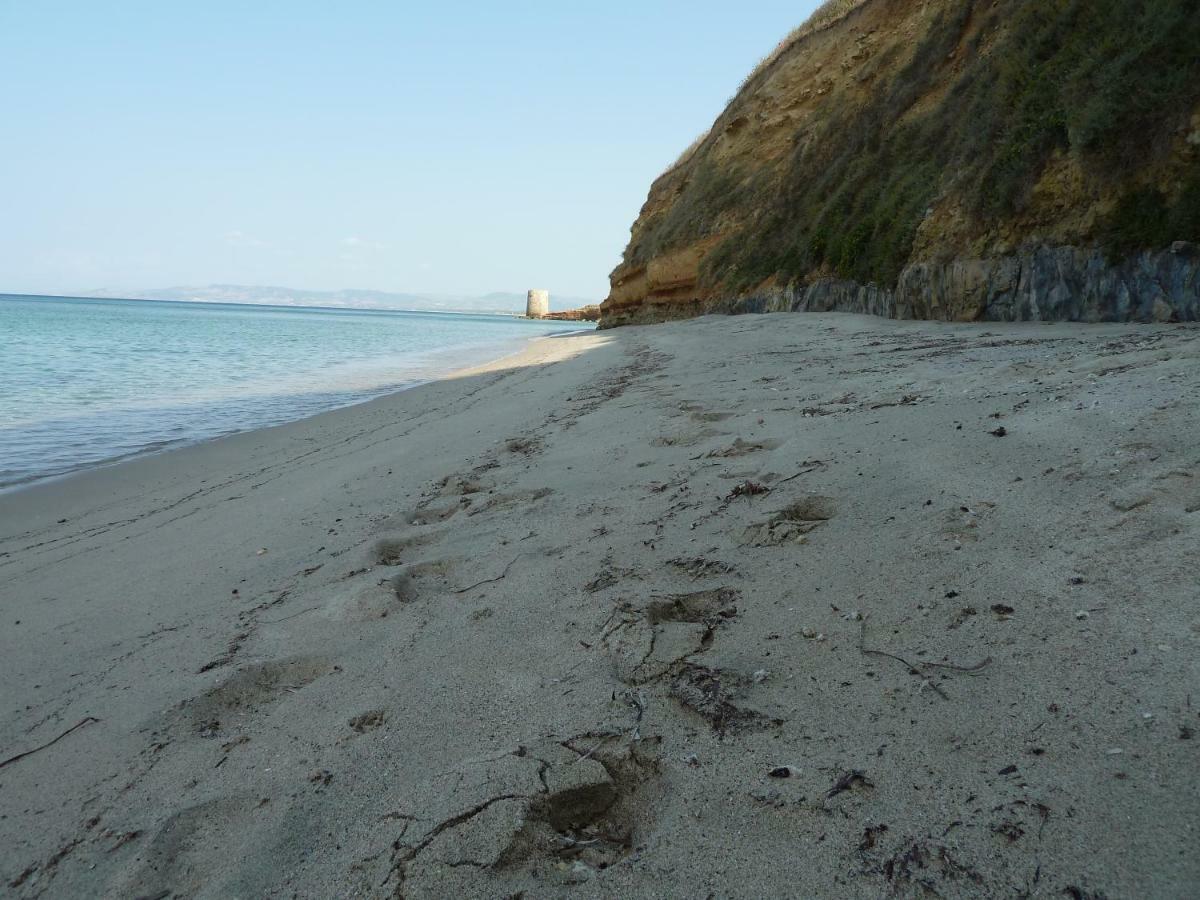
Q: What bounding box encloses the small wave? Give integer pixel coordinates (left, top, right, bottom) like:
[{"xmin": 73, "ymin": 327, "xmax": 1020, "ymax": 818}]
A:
[{"xmin": 1, "ymin": 298, "xmax": 572, "ymax": 491}]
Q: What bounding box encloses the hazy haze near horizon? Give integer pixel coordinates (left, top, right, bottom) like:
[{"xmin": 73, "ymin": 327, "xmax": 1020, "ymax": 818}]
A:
[
  {"xmin": 0, "ymin": 1, "xmax": 821, "ymax": 300},
  {"xmin": 72, "ymin": 284, "xmax": 601, "ymax": 314}
]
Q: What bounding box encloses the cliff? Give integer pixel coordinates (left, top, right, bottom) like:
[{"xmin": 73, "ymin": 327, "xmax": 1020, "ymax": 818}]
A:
[
  {"xmin": 602, "ymin": 0, "xmax": 1200, "ymax": 327},
  {"xmin": 541, "ymin": 305, "xmax": 602, "ymax": 322}
]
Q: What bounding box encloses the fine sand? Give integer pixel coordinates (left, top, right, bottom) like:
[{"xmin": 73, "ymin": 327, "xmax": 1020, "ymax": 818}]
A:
[{"xmin": 1, "ymin": 313, "xmax": 1198, "ymax": 898}]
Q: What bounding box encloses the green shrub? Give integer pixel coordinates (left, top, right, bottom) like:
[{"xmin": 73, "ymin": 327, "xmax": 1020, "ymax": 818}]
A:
[
  {"xmin": 632, "ymin": 0, "xmax": 1200, "ymax": 293},
  {"xmin": 1167, "ymin": 171, "xmax": 1200, "ymax": 241},
  {"xmin": 1103, "ymin": 173, "xmax": 1200, "ymax": 261},
  {"xmin": 1103, "ymin": 187, "xmax": 1170, "ymax": 260}
]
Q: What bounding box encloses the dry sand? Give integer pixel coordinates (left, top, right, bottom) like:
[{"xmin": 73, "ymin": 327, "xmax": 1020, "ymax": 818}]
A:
[{"xmin": 1, "ymin": 313, "xmax": 1198, "ymax": 899}]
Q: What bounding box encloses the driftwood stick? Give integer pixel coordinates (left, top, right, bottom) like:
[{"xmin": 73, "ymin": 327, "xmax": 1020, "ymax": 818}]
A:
[
  {"xmin": 0, "ymin": 717, "xmax": 100, "ymax": 770},
  {"xmin": 857, "ymin": 620, "xmax": 950, "ymax": 700},
  {"xmin": 453, "ymin": 555, "xmax": 521, "ymax": 594},
  {"xmin": 857, "ymin": 619, "xmax": 924, "ymax": 674},
  {"xmin": 776, "ymin": 465, "xmax": 823, "ymax": 485},
  {"xmin": 571, "ymin": 734, "xmax": 614, "ymax": 765},
  {"xmin": 921, "ymin": 657, "xmax": 993, "ymax": 675}
]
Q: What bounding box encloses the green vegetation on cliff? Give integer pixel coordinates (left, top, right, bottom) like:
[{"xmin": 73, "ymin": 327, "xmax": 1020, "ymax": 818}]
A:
[{"xmin": 629, "ymin": 0, "xmax": 1200, "ymax": 295}]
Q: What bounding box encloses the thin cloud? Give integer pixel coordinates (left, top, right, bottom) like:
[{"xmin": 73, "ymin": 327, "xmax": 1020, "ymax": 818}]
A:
[
  {"xmin": 340, "ymin": 235, "xmax": 384, "ymax": 251},
  {"xmin": 223, "ymin": 230, "xmax": 269, "ymax": 248}
]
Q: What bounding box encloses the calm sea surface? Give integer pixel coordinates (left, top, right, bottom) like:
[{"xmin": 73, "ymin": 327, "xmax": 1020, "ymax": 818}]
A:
[{"xmin": 0, "ymin": 295, "xmax": 585, "ymax": 489}]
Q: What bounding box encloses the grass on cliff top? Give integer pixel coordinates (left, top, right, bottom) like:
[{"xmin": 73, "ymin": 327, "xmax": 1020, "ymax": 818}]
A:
[
  {"xmin": 630, "ymin": 0, "xmax": 1200, "ymax": 293},
  {"xmin": 746, "ymin": 0, "xmax": 868, "ymax": 87},
  {"xmin": 659, "ymin": 0, "xmax": 869, "ymax": 179}
]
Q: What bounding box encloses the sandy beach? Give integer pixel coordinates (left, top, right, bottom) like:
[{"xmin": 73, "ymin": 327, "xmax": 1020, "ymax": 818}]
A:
[{"xmin": 2, "ymin": 313, "xmax": 1198, "ymax": 898}]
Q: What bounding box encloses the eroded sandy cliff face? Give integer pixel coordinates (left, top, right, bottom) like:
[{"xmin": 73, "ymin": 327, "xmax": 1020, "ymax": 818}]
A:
[
  {"xmin": 541, "ymin": 305, "xmax": 601, "ymax": 322},
  {"xmin": 602, "ymin": 0, "xmax": 1200, "ymax": 327}
]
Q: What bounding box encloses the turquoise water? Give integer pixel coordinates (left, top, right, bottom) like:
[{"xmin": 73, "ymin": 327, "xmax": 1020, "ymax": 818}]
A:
[{"xmin": 0, "ymin": 295, "xmax": 584, "ymax": 489}]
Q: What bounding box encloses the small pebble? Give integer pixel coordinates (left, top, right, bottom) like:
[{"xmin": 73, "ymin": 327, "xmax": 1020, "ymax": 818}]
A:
[{"xmin": 768, "ymin": 765, "xmax": 800, "ymax": 779}]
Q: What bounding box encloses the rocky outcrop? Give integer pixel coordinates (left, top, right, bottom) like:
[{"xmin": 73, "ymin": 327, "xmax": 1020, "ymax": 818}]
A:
[
  {"xmin": 601, "ymin": 0, "xmax": 1200, "ymax": 327},
  {"xmin": 540, "ymin": 305, "xmax": 601, "ymax": 322},
  {"xmin": 603, "ymin": 243, "xmax": 1200, "ymax": 327}
]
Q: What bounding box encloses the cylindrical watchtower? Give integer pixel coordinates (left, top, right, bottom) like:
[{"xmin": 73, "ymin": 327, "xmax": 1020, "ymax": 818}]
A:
[{"xmin": 526, "ymin": 289, "xmax": 550, "ymax": 318}]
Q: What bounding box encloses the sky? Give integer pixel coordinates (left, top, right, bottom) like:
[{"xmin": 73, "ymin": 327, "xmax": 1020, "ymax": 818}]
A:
[{"xmin": 0, "ymin": 2, "xmax": 822, "ymax": 300}]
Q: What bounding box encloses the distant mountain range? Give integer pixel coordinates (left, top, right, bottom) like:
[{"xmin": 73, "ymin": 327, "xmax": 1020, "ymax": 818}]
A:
[{"xmin": 81, "ymin": 285, "xmax": 598, "ymax": 315}]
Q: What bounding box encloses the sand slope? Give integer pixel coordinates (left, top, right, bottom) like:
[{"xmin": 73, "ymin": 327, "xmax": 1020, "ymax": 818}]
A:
[{"xmin": 1, "ymin": 314, "xmax": 1197, "ymax": 898}]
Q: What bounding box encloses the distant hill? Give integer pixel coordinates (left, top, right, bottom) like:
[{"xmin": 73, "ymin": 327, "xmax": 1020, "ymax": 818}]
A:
[{"xmin": 82, "ymin": 285, "xmax": 598, "ymax": 316}]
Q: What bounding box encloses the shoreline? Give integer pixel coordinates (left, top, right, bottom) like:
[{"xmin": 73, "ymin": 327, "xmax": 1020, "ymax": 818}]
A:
[
  {"xmin": 2, "ymin": 313, "xmax": 1197, "ymax": 897},
  {"xmin": 0, "ymin": 325, "xmax": 593, "ymax": 497},
  {"xmin": 1, "ymin": 291, "xmax": 592, "ymax": 319},
  {"xmin": 0, "ymin": 326, "xmax": 607, "ymax": 537}
]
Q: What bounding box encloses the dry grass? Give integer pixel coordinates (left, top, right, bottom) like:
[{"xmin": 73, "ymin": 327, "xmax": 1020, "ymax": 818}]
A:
[
  {"xmin": 638, "ymin": 0, "xmax": 1200, "ymax": 292},
  {"xmin": 750, "ymin": 0, "xmax": 868, "ymax": 83},
  {"xmin": 662, "ymin": 129, "xmax": 713, "ymax": 178},
  {"xmin": 659, "ymin": 0, "xmax": 869, "ymax": 178}
]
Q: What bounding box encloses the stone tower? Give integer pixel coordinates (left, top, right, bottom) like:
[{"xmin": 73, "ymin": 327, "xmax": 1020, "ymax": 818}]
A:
[{"xmin": 526, "ymin": 289, "xmax": 550, "ymax": 318}]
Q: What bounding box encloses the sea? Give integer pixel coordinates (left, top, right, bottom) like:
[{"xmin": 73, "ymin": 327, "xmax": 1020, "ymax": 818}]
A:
[{"xmin": 0, "ymin": 294, "xmax": 588, "ymax": 490}]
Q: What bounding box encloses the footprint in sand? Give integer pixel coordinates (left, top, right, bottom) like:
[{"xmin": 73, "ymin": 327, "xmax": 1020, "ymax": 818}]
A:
[
  {"xmin": 740, "ymin": 495, "xmax": 836, "ymax": 546},
  {"xmin": 348, "ymin": 709, "xmax": 387, "ymax": 733},
  {"xmin": 689, "ymin": 410, "xmax": 736, "ymax": 423},
  {"xmin": 317, "ymin": 536, "xmax": 436, "ymax": 622},
  {"xmin": 435, "ymin": 472, "xmax": 496, "ymax": 497},
  {"xmin": 465, "ymin": 487, "xmax": 554, "ymax": 518},
  {"xmin": 403, "ymin": 557, "xmax": 457, "ymax": 586},
  {"xmin": 504, "ymin": 436, "xmax": 543, "ymax": 456},
  {"xmin": 372, "ymin": 531, "xmax": 438, "ymax": 566},
  {"xmin": 651, "ymin": 427, "xmax": 724, "ymax": 448},
  {"xmin": 339, "ymin": 552, "xmax": 459, "ymax": 615},
  {"xmin": 939, "ymin": 501, "xmax": 995, "ymax": 546},
  {"xmin": 118, "ymin": 795, "xmax": 266, "ymax": 898},
  {"xmin": 669, "ymin": 663, "xmax": 782, "ymax": 737},
  {"xmin": 496, "ymin": 741, "xmax": 661, "ymax": 876},
  {"xmin": 403, "ymin": 501, "xmax": 463, "ymax": 527},
  {"xmin": 707, "ymin": 437, "xmax": 785, "ymax": 458},
  {"xmin": 323, "ymin": 577, "xmax": 415, "ymax": 622},
  {"xmin": 399, "ymin": 740, "xmax": 661, "ymax": 892},
  {"xmin": 645, "ymin": 588, "xmax": 739, "ymax": 625},
  {"xmin": 667, "ymin": 556, "xmax": 739, "ymax": 580},
  {"xmin": 602, "ymin": 588, "xmax": 739, "ymax": 685},
  {"xmin": 182, "ymin": 655, "xmax": 333, "ymax": 735}
]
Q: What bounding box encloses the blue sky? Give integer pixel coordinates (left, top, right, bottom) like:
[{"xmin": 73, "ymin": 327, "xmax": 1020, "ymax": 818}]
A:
[{"xmin": 0, "ymin": 2, "xmax": 821, "ymax": 300}]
